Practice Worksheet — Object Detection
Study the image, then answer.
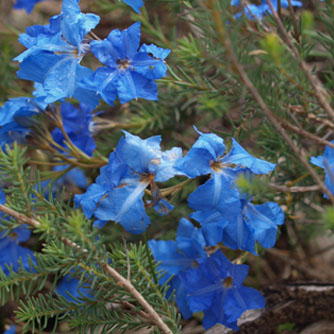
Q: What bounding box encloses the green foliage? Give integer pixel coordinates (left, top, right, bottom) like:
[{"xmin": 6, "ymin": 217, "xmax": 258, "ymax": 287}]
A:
[{"xmin": 0, "ymin": 145, "xmax": 181, "ymax": 333}]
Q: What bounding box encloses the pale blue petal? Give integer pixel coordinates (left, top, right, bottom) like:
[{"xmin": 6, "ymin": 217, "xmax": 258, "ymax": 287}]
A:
[
  {"xmin": 122, "ymin": 0, "xmax": 144, "ymax": 13},
  {"xmin": 221, "ymin": 138, "xmax": 276, "ymax": 174}
]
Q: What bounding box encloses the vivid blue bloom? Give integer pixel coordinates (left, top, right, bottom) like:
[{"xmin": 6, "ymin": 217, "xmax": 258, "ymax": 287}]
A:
[
  {"xmin": 179, "ymin": 250, "xmax": 265, "ymax": 330},
  {"xmin": 149, "ymin": 218, "xmax": 207, "ymax": 318},
  {"xmin": 122, "ymin": 0, "xmax": 144, "ymax": 13},
  {"xmin": 176, "ymin": 127, "xmax": 276, "ymax": 179},
  {"xmin": 233, "ymin": 0, "xmax": 303, "ymax": 20},
  {"xmin": 176, "ymin": 128, "xmax": 277, "ymax": 246},
  {"xmin": 15, "ymin": 0, "xmax": 100, "ymax": 107},
  {"xmin": 0, "ymin": 97, "xmax": 47, "ymax": 147},
  {"xmin": 4, "ymin": 325, "xmax": 16, "ymax": 334},
  {"xmin": 51, "ymin": 103, "xmax": 96, "ymax": 156},
  {"xmin": 14, "ymin": 0, "xmax": 46, "ymax": 13},
  {"xmin": 84, "ymin": 22, "xmax": 170, "ymax": 105},
  {"xmin": 75, "ymin": 131, "xmax": 182, "ymax": 234},
  {"xmin": 311, "ymin": 142, "xmax": 334, "ymax": 198},
  {"xmin": 56, "ymin": 274, "xmax": 93, "ymax": 303}
]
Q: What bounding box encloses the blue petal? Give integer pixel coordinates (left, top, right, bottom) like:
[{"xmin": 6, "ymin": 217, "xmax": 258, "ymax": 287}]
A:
[
  {"xmin": 117, "ymin": 70, "xmax": 158, "ymax": 103},
  {"xmin": 82, "ymin": 67, "xmax": 118, "ymax": 106},
  {"xmin": 175, "ymin": 128, "xmax": 225, "ymax": 178},
  {"xmin": 94, "ymin": 180, "xmax": 150, "ymax": 234},
  {"xmin": 222, "ymin": 211, "xmax": 257, "ymax": 254},
  {"xmin": 96, "ymin": 151, "xmax": 128, "ymax": 190},
  {"xmin": 190, "ymin": 210, "xmax": 229, "ymax": 246},
  {"xmin": 91, "ymin": 22, "xmax": 141, "ymax": 64},
  {"xmin": 74, "ymin": 183, "xmax": 107, "ymax": 219},
  {"xmin": 153, "ymin": 147, "xmax": 184, "ymax": 182},
  {"xmin": 117, "ymin": 131, "xmax": 161, "ymax": 174},
  {"xmin": 148, "ymin": 240, "xmax": 194, "ymax": 284},
  {"xmin": 176, "ymin": 218, "xmax": 206, "ymax": 258},
  {"xmin": 61, "ymin": 0, "xmax": 100, "ymax": 49},
  {"xmin": 168, "ymin": 276, "xmax": 193, "ymax": 319},
  {"xmin": 245, "ymin": 201, "xmax": 284, "ymax": 249},
  {"xmin": 139, "ymin": 43, "xmax": 170, "ymax": 61},
  {"xmin": 122, "ymin": 0, "xmax": 144, "ymax": 13},
  {"xmin": 14, "ymin": 0, "xmax": 45, "ymax": 13},
  {"xmin": 221, "ymin": 138, "xmax": 276, "ymax": 174},
  {"xmin": 132, "ymin": 52, "xmax": 168, "ymax": 80},
  {"xmin": 224, "ymin": 286, "xmax": 265, "ymax": 323},
  {"xmin": 188, "ymin": 173, "xmax": 241, "ymax": 212}
]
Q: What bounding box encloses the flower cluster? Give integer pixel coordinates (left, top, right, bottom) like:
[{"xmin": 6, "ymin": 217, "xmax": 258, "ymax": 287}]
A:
[
  {"xmin": 74, "ymin": 127, "xmax": 283, "ymax": 329},
  {"xmin": 13, "ymin": 0, "xmax": 169, "ymax": 108}
]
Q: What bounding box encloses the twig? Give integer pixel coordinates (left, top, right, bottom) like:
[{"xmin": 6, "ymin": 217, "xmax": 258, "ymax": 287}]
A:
[
  {"xmin": 280, "ymin": 120, "xmax": 334, "ymax": 148},
  {"xmin": 287, "ymin": 0, "xmax": 300, "ymax": 43},
  {"xmin": 268, "ymin": 183, "xmax": 321, "ymax": 193},
  {"xmin": 0, "ymin": 204, "xmax": 173, "ymax": 334},
  {"xmin": 206, "ymin": 0, "xmax": 334, "ymax": 203},
  {"xmin": 289, "ymin": 106, "xmax": 334, "ymax": 130}
]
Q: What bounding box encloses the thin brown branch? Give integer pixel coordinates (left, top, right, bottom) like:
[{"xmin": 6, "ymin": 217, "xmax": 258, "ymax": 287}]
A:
[
  {"xmin": 0, "ymin": 204, "xmax": 173, "ymax": 334},
  {"xmin": 289, "ymin": 106, "xmax": 334, "ymax": 130},
  {"xmin": 269, "ymin": 183, "xmax": 321, "ymax": 193},
  {"xmin": 280, "ymin": 120, "xmax": 334, "ymax": 148},
  {"xmin": 207, "ymin": 0, "xmax": 334, "ymax": 203},
  {"xmin": 287, "ymin": 0, "xmax": 300, "ymax": 43}
]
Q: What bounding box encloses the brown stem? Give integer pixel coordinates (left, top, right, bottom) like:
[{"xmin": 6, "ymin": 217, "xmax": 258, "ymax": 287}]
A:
[
  {"xmin": 269, "ymin": 183, "xmax": 321, "ymax": 193},
  {"xmin": 280, "ymin": 120, "xmax": 334, "ymax": 148}
]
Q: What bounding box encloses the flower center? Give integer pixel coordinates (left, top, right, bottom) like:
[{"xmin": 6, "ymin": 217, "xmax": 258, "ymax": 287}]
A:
[
  {"xmin": 210, "ymin": 160, "xmax": 223, "ymax": 173},
  {"xmin": 223, "ymin": 276, "xmax": 233, "ymax": 288},
  {"xmin": 117, "ymin": 59, "xmax": 130, "ymax": 70}
]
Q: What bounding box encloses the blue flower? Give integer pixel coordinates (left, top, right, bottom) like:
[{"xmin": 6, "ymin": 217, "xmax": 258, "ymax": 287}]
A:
[
  {"xmin": 176, "ymin": 128, "xmax": 277, "ymax": 247},
  {"xmin": 221, "ymin": 198, "xmax": 285, "ymax": 254},
  {"xmin": 176, "ymin": 127, "xmax": 276, "ymax": 179},
  {"xmin": 0, "ymin": 97, "xmax": 47, "ymax": 147},
  {"xmin": 149, "ymin": 218, "xmax": 207, "ymax": 318},
  {"xmin": 14, "ymin": 0, "xmax": 46, "ymax": 13},
  {"xmin": 15, "ymin": 0, "xmax": 100, "ymax": 107},
  {"xmin": 122, "ymin": 0, "xmax": 144, "ymax": 13},
  {"xmin": 75, "ymin": 131, "xmax": 182, "ymax": 234},
  {"xmin": 51, "ymin": 102, "xmax": 96, "ymax": 156},
  {"xmin": 84, "ymin": 22, "xmax": 170, "ymax": 105},
  {"xmin": 311, "ymin": 142, "xmax": 334, "ymax": 198},
  {"xmin": 179, "ymin": 250, "xmax": 265, "ymax": 330}
]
